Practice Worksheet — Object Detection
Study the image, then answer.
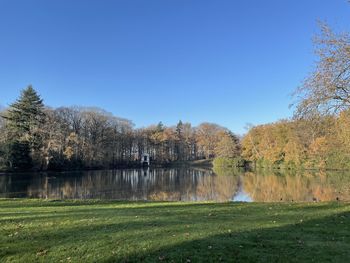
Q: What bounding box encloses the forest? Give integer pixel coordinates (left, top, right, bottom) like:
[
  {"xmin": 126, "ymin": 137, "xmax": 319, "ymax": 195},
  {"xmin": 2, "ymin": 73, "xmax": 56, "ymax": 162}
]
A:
[
  {"xmin": 0, "ymin": 87, "xmax": 241, "ymax": 171},
  {"xmin": 242, "ymin": 24, "xmax": 350, "ymax": 170},
  {"xmin": 1, "ymin": 24, "xmax": 350, "ymax": 172}
]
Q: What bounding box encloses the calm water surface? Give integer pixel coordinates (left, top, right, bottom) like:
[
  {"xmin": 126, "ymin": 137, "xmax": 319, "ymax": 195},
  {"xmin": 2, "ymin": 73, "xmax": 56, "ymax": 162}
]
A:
[{"xmin": 1, "ymin": 167, "xmax": 350, "ymax": 202}]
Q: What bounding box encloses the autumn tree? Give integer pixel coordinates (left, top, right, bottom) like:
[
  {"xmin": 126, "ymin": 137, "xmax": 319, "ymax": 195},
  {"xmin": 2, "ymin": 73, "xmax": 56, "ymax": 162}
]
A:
[
  {"xmin": 241, "ymin": 125, "xmax": 262, "ymax": 163},
  {"xmin": 0, "ymin": 88, "xmax": 241, "ymax": 171},
  {"xmin": 294, "ymin": 24, "xmax": 350, "ymax": 117},
  {"xmin": 196, "ymin": 123, "xmax": 223, "ymax": 159},
  {"xmin": 215, "ymin": 131, "xmax": 240, "ymax": 158}
]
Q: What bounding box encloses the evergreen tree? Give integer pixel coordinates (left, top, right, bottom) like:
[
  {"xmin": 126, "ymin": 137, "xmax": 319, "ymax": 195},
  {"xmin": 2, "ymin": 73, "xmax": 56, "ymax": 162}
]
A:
[
  {"xmin": 176, "ymin": 120, "xmax": 183, "ymax": 139},
  {"xmin": 2, "ymin": 86, "xmax": 45, "ymax": 170},
  {"xmin": 8, "ymin": 141, "xmax": 32, "ymax": 170},
  {"xmin": 156, "ymin": 121, "xmax": 164, "ymax": 132},
  {"xmin": 175, "ymin": 120, "xmax": 184, "ymax": 160}
]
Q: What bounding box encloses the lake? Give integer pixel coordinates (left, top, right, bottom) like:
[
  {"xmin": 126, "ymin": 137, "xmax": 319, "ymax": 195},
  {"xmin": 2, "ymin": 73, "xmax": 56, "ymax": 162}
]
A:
[{"xmin": 1, "ymin": 167, "xmax": 350, "ymax": 202}]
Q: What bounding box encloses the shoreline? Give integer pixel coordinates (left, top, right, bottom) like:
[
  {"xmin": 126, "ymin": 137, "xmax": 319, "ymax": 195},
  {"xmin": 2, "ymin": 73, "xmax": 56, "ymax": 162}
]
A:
[{"xmin": 0, "ymin": 159, "xmax": 215, "ymax": 174}]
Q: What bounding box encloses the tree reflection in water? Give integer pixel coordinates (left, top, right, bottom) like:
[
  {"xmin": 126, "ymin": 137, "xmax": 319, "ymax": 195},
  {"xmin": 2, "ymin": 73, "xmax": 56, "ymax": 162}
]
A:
[
  {"xmin": 242, "ymin": 170, "xmax": 350, "ymax": 202},
  {"xmin": 0, "ymin": 168, "xmax": 350, "ymax": 202}
]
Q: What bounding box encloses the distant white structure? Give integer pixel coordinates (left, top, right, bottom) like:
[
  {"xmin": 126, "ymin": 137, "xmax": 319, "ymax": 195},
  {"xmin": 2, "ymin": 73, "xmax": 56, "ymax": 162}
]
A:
[{"xmin": 141, "ymin": 153, "xmax": 150, "ymax": 166}]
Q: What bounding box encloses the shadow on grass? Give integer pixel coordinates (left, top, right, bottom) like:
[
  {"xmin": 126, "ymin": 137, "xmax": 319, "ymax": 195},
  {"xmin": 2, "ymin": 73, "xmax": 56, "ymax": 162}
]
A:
[
  {"xmin": 111, "ymin": 212, "xmax": 350, "ymax": 263},
  {"xmin": 1, "ymin": 201, "xmax": 350, "ymax": 262}
]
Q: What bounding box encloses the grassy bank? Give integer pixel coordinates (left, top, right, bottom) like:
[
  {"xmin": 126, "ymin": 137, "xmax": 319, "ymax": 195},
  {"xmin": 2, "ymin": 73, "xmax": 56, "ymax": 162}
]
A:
[
  {"xmin": 1, "ymin": 200, "xmax": 350, "ymax": 262},
  {"xmin": 177, "ymin": 159, "xmax": 213, "ymax": 168}
]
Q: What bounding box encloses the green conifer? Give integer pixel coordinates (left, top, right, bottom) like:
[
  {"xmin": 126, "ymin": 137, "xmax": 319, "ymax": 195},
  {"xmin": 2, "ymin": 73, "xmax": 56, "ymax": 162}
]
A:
[{"xmin": 3, "ymin": 85, "xmax": 45, "ymax": 170}]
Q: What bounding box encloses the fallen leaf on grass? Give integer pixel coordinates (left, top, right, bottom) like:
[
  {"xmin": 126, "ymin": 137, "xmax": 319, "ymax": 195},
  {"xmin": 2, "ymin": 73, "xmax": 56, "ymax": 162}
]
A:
[{"xmin": 36, "ymin": 249, "xmax": 48, "ymax": 256}]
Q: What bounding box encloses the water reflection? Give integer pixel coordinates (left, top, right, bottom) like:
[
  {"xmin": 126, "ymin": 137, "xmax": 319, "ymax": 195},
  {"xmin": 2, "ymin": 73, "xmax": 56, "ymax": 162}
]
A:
[
  {"xmin": 0, "ymin": 168, "xmax": 239, "ymax": 202},
  {"xmin": 242, "ymin": 170, "xmax": 350, "ymax": 202},
  {"xmin": 0, "ymin": 168, "xmax": 350, "ymax": 202}
]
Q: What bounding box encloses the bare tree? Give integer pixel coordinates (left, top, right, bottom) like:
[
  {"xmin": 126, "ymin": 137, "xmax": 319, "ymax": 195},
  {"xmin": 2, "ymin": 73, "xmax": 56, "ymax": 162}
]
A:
[{"xmin": 294, "ymin": 23, "xmax": 350, "ymax": 117}]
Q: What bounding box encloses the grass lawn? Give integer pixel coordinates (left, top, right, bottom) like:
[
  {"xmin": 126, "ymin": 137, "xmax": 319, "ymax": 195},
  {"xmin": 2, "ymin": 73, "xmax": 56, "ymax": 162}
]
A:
[{"xmin": 1, "ymin": 199, "xmax": 350, "ymax": 262}]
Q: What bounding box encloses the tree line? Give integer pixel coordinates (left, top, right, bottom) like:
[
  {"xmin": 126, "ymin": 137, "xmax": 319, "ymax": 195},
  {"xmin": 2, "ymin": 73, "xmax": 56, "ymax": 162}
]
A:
[
  {"xmin": 241, "ymin": 114, "xmax": 350, "ymax": 169},
  {"xmin": 2, "ymin": 23, "xmax": 349, "ymax": 171},
  {"xmin": 0, "ymin": 87, "xmax": 240, "ymax": 171},
  {"xmin": 242, "ymin": 24, "xmax": 350, "ymax": 170}
]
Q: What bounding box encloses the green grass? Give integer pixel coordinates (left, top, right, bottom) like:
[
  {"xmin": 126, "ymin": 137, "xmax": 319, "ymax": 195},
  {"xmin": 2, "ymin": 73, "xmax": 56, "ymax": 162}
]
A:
[{"xmin": 1, "ymin": 199, "xmax": 350, "ymax": 262}]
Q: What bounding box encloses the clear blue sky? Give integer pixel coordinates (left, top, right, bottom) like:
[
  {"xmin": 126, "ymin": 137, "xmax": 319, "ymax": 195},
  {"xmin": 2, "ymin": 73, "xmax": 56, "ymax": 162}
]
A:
[{"xmin": 1, "ymin": 0, "xmax": 349, "ymax": 134}]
